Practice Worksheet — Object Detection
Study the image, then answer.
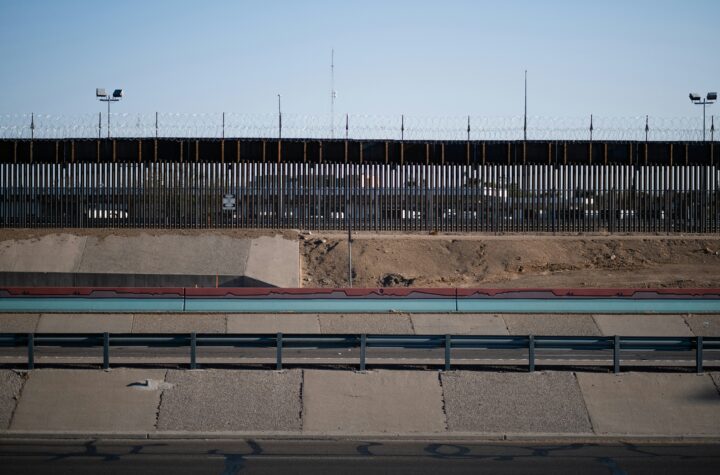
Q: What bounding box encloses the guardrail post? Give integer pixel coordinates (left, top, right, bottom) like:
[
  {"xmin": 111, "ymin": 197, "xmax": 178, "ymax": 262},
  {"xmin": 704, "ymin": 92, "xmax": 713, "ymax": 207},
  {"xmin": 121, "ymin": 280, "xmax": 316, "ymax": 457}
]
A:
[
  {"xmin": 696, "ymin": 336, "xmax": 703, "ymax": 374},
  {"xmin": 190, "ymin": 332, "xmax": 197, "ymax": 369},
  {"xmin": 360, "ymin": 334, "xmax": 366, "ymax": 371},
  {"xmin": 613, "ymin": 335, "xmax": 620, "ymax": 374},
  {"xmin": 276, "ymin": 332, "xmax": 283, "ymax": 370},
  {"xmin": 27, "ymin": 333, "xmax": 34, "ymax": 370},
  {"xmin": 444, "ymin": 334, "xmax": 451, "ymax": 371},
  {"xmin": 102, "ymin": 332, "xmax": 109, "ymax": 369},
  {"xmin": 528, "ymin": 335, "xmax": 535, "ymax": 372}
]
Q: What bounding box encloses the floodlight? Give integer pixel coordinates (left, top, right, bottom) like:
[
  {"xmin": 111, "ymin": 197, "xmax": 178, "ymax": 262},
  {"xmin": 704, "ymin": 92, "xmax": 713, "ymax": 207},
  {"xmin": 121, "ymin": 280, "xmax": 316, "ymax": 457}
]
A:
[
  {"xmin": 708, "ymin": 92, "xmax": 718, "ymax": 102},
  {"xmin": 689, "ymin": 93, "xmax": 701, "ymax": 102},
  {"xmin": 112, "ymin": 89, "xmax": 123, "ymax": 98},
  {"xmin": 96, "ymin": 88, "xmax": 107, "ymax": 97}
]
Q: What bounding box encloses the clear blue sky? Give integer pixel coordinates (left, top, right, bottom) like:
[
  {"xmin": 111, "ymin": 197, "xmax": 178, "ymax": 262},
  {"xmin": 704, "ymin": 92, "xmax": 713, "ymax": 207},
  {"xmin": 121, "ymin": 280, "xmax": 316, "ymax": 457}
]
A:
[{"xmin": 1, "ymin": 0, "xmax": 718, "ymax": 118}]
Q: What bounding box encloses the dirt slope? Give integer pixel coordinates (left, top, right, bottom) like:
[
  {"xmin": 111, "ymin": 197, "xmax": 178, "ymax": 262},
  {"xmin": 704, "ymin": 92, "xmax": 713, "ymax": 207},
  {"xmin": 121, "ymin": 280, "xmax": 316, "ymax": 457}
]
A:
[{"xmin": 302, "ymin": 234, "xmax": 720, "ymax": 288}]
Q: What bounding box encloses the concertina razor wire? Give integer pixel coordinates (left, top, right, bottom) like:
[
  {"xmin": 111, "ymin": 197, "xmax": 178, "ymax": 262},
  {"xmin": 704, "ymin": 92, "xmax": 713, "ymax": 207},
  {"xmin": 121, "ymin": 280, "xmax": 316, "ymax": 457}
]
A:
[{"xmin": 0, "ymin": 112, "xmax": 716, "ymax": 141}]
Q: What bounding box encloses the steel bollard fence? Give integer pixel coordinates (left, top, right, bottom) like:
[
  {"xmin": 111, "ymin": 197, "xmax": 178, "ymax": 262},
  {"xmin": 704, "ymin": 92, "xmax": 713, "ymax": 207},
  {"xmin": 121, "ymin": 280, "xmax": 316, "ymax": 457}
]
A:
[{"xmin": 276, "ymin": 332, "xmax": 283, "ymax": 370}]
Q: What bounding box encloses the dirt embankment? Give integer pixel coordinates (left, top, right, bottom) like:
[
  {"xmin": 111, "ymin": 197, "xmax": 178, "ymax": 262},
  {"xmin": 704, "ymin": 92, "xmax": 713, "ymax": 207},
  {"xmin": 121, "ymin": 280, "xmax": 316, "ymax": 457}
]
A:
[{"xmin": 302, "ymin": 234, "xmax": 720, "ymax": 288}]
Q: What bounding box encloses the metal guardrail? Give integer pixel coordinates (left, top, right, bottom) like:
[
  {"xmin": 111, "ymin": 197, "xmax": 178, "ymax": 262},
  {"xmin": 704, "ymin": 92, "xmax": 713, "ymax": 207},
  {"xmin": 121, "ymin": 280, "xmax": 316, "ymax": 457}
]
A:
[{"xmin": 0, "ymin": 333, "xmax": 717, "ymax": 374}]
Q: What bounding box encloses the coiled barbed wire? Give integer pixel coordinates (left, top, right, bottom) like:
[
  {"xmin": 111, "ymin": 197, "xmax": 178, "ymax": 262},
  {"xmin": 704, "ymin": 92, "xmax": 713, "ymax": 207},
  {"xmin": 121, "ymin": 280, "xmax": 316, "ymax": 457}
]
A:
[{"xmin": 0, "ymin": 112, "xmax": 715, "ymax": 141}]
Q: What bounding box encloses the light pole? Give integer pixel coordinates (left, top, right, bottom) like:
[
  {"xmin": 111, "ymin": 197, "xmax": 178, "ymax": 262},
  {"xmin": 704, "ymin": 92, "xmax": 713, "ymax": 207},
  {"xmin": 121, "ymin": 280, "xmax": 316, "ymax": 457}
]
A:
[
  {"xmin": 96, "ymin": 88, "xmax": 123, "ymax": 139},
  {"xmin": 689, "ymin": 92, "xmax": 716, "ymax": 141}
]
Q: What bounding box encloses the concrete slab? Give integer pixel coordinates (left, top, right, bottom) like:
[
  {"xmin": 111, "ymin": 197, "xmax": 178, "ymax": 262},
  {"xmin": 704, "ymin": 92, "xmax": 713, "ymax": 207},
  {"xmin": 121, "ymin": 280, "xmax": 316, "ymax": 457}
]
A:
[
  {"xmin": 318, "ymin": 314, "xmax": 414, "ymax": 334},
  {"xmin": 10, "ymin": 369, "xmax": 166, "ymax": 432},
  {"xmin": 157, "ymin": 369, "xmax": 302, "ymax": 431},
  {"xmin": 441, "ymin": 372, "xmax": 592, "ymax": 433},
  {"xmin": 0, "ymin": 314, "xmax": 40, "ymax": 333},
  {"xmin": 0, "ymin": 234, "xmax": 87, "ymax": 272},
  {"xmin": 576, "ymin": 373, "xmax": 720, "ymax": 435},
  {"xmin": 592, "ymin": 315, "xmax": 693, "ymax": 336},
  {"xmin": 410, "ymin": 314, "xmax": 509, "ymax": 335},
  {"xmin": 36, "ymin": 314, "xmax": 133, "ymax": 333},
  {"xmin": 302, "ymin": 370, "xmax": 446, "ymax": 433},
  {"xmin": 0, "ymin": 370, "xmax": 24, "ymax": 430},
  {"xmin": 711, "ymin": 373, "xmax": 720, "ymax": 395},
  {"xmin": 76, "ymin": 234, "xmax": 253, "ymax": 276},
  {"xmin": 503, "ymin": 314, "xmax": 601, "ymax": 336},
  {"xmin": 227, "ymin": 314, "xmax": 320, "ymax": 334},
  {"xmin": 244, "ymin": 235, "xmax": 299, "ymax": 287},
  {"xmin": 132, "ymin": 314, "xmax": 226, "ymax": 333},
  {"xmin": 683, "ymin": 314, "xmax": 720, "ymax": 337}
]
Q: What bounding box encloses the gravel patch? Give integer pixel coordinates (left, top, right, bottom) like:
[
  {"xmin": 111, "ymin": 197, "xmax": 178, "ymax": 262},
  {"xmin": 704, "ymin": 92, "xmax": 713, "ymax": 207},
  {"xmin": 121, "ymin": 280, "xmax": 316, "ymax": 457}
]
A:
[
  {"xmin": 683, "ymin": 315, "xmax": 720, "ymax": 337},
  {"xmin": 158, "ymin": 369, "xmax": 302, "ymax": 431},
  {"xmin": 132, "ymin": 314, "xmax": 226, "ymax": 333},
  {"xmin": 0, "ymin": 314, "xmax": 39, "ymax": 333},
  {"xmin": 0, "ymin": 371, "xmax": 25, "ymax": 429},
  {"xmin": 592, "ymin": 315, "xmax": 694, "ymax": 336},
  {"xmin": 318, "ymin": 314, "xmax": 414, "ymax": 334},
  {"xmin": 441, "ymin": 371, "xmax": 592, "ymax": 433},
  {"xmin": 502, "ymin": 314, "xmax": 601, "ymax": 336}
]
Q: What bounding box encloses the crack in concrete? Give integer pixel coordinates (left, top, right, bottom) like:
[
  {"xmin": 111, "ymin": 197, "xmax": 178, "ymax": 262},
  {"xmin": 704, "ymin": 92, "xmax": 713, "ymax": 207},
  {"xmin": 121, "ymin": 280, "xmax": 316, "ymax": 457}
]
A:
[
  {"xmin": 6, "ymin": 370, "xmax": 29, "ymax": 431},
  {"xmin": 152, "ymin": 369, "xmax": 169, "ymax": 431},
  {"xmin": 298, "ymin": 369, "xmax": 305, "ymax": 432},
  {"xmin": 573, "ymin": 372, "xmax": 598, "ymax": 435},
  {"xmin": 437, "ymin": 371, "xmax": 449, "ymax": 432}
]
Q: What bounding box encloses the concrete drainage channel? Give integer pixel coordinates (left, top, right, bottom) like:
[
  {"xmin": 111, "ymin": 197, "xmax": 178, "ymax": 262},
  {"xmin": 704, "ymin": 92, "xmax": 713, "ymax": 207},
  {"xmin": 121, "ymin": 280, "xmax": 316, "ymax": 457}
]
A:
[{"xmin": 2, "ymin": 287, "xmax": 720, "ymax": 314}]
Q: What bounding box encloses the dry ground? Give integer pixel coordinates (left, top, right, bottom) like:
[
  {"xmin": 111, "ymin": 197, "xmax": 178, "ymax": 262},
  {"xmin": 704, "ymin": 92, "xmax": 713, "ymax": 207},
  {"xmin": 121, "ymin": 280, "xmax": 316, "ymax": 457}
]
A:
[
  {"xmin": 302, "ymin": 233, "xmax": 720, "ymax": 288},
  {"xmin": 2, "ymin": 229, "xmax": 719, "ymax": 289}
]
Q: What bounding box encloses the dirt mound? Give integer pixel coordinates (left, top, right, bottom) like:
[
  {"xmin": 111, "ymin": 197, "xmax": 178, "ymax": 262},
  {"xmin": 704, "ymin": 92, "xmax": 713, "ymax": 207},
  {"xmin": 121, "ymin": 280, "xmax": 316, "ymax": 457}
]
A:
[{"xmin": 302, "ymin": 234, "xmax": 720, "ymax": 288}]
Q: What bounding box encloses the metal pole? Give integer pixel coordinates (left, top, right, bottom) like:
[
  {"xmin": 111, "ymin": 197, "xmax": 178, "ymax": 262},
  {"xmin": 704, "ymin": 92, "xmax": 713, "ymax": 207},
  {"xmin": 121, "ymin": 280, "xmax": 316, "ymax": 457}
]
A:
[
  {"xmin": 222, "ymin": 112, "xmax": 225, "ymax": 139},
  {"xmin": 703, "ymin": 100, "xmax": 706, "ymax": 142},
  {"xmin": 401, "ymin": 114, "xmax": 404, "ymax": 141},
  {"xmin": 523, "ymin": 69, "xmax": 527, "ymax": 141},
  {"xmin": 190, "ymin": 332, "xmax": 197, "ymax": 369},
  {"xmin": 27, "ymin": 333, "xmax": 34, "ymax": 370},
  {"xmin": 331, "ymin": 48, "xmax": 335, "ymax": 139},
  {"xmin": 360, "ymin": 334, "xmax": 366, "ymax": 371},
  {"xmin": 30, "ymin": 112, "xmax": 34, "ymax": 140},
  {"xmin": 444, "ymin": 334, "xmax": 451, "ymax": 371},
  {"xmin": 696, "ymin": 335, "xmax": 703, "ymax": 374},
  {"xmin": 155, "ymin": 111, "xmax": 158, "ymax": 139},
  {"xmin": 589, "ymin": 114, "xmax": 593, "ymax": 142},
  {"xmin": 107, "ymin": 98, "xmax": 111, "ymax": 139},
  {"xmin": 277, "ymin": 95, "xmax": 282, "ymax": 140},
  {"xmin": 613, "ymin": 335, "xmax": 620, "ymax": 374},
  {"xmin": 528, "ymin": 335, "xmax": 535, "ymax": 372},
  {"xmin": 347, "ymin": 163, "xmax": 353, "ymax": 287},
  {"xmin": 645, "ymin": 115, "xmax": 649, "ymax": 142},
  {"xmin": 103, "ymin": 332, "xmax": 109, "ymax": 369},
  {"xmin": 345, "ymin": 114, "xmax": 349, "ymax": 140},
  {"xmin": 467, "ymin": 115, "xmax": 471, "ymax": 141},
  {"xmin": 98, "ymin": 112, "xmax": 102, "ymax": 139},
  {"xmin": 276, "ymin": 332, "xmax": 283, "ymax": 370}
]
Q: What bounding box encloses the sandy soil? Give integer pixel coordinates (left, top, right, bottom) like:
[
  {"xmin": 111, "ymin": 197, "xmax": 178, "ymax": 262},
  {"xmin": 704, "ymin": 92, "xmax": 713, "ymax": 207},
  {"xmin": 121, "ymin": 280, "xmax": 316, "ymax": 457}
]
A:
[
  {"xmin": 301, "ymin": 233, "xmax": 720, "ymax": 288},
  {"xmin": 2, "ymin": 228, "xmax": 719, "ymax": 289}
]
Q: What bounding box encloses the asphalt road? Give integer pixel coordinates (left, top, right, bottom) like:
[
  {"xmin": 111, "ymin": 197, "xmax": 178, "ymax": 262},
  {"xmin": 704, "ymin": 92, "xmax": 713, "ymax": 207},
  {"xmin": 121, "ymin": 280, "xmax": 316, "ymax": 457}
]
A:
[
  {"xmin": 0, "ymin": 345, "xmax": 717, "ymax": 369},
  {"xmin": 1, "ymin": 439, "xmax": 719, "ymax": 475}
]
